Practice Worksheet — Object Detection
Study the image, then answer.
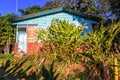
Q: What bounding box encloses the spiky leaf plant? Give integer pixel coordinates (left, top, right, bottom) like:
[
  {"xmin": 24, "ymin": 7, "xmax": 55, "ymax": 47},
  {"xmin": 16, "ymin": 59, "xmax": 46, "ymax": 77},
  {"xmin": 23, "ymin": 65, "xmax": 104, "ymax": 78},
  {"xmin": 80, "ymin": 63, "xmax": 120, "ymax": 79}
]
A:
[
  {"xmin": 80, "ymin": 22, "xmax": 120, "ymax": 80},
  {"xmin": 37, "ymin": 19, "xmax": 84, "ymax": 63},
  {"xmin": 41, "ymin": 62, "xmax": 59, "ymax": 80}
]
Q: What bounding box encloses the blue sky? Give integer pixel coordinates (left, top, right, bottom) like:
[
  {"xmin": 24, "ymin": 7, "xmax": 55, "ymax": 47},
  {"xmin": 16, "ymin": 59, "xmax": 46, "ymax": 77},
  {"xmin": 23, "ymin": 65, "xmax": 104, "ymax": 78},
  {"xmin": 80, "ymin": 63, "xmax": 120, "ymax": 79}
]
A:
[{"xmin": 0, "ymin": 0, "xmax": 48, "ymax": 16}]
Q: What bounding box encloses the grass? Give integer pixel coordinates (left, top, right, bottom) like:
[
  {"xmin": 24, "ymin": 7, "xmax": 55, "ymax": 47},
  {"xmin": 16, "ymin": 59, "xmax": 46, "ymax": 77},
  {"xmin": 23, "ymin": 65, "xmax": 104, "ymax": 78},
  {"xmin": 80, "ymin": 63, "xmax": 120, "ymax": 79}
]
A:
[
  {"xmin": 0, "ymin": 54, "xmax": 14, "ymax": 60},
  {"xmin": 0, "ymin": 54, "xmax": 14, "ymax": 66}
]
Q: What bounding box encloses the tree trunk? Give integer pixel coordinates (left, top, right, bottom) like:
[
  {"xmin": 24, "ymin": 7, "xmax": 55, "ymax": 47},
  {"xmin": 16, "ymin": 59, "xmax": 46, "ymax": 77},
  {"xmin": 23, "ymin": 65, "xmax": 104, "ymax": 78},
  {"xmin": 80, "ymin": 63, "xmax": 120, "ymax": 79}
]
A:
[
  {"xmin": 99, "ymin": 62, "xmax": 111, "ymax": 80},
  {"xmin": 4, "ymin": 37, "xmax": 10, "ymax": 54}
]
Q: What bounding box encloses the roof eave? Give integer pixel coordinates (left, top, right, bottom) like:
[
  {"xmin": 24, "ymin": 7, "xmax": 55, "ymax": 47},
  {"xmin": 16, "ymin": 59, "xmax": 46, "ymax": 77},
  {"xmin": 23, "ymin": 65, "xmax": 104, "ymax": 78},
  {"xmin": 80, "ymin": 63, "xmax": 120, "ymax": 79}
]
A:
[
  {"xmin": 11, "ymin": 7, "xmax": 64, "ymax": 23},
  {"xmin": 11, "ymin": 7, "xmax": 101, "ymax": 23}
]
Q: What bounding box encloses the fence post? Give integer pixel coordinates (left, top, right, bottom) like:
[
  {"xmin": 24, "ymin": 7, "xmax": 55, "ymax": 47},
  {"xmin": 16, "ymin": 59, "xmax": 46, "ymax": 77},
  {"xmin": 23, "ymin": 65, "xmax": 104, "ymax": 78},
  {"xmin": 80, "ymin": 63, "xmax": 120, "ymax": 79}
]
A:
[{"xmin": 114, "ymin": 58, "xmax": 118, "ymax": 80}]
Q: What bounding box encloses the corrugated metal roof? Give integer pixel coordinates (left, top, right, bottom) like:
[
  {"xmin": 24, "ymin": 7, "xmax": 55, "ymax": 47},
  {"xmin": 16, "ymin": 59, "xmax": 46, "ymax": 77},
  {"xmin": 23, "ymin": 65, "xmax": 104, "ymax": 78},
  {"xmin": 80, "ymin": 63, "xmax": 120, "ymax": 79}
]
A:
[{"xmin": 12, "ymin": 7, "xmax": 101, "ymax": 22}]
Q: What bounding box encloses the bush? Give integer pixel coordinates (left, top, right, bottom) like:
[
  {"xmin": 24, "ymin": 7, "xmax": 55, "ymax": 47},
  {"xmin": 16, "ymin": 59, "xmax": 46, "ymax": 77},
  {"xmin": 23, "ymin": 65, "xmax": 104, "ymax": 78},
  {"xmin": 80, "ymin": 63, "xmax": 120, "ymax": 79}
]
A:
[
  {"xmin": 0, "ymin": 54, "xmax": 14, "ymax": 60},
  {"xmin": 37, "ymin": 19, "xmax": 85, "ymax": 63},
  {"xmin": 79, "ymin": 22, "xmax": 120, "ymax": 80}
]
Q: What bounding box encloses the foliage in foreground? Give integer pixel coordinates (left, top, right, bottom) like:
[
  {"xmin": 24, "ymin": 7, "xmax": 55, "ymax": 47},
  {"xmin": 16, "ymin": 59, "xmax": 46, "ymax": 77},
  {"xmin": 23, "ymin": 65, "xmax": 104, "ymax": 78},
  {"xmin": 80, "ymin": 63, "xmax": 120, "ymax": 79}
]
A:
[
  {"xmin": 0, "ymin": 20, "xmax": 119, "ymax": 80},
  {"xmin": 0, "ymin": 58, "xmax": 31, "ymax": 80},
  {"xmin": 0, "ymin": 14, "xmax": 16, "ymax": 54},
  {"xmin": 79, "ymin": 22, "xmax": 120, "ymax": 80},
  {"xmin": 37, "ymin": 19, "xmax": 120, "ymax": 80},
  {"xmin": 0, "ymin": 56, "xmax": 60, "ymax": 80},
  {"xmin": 37, "ymin": 19, "xmax": 84, "ymax": 63},
  {"xmin": 0, "ymin": 54, "xmax": 14, "ymax": 60}
]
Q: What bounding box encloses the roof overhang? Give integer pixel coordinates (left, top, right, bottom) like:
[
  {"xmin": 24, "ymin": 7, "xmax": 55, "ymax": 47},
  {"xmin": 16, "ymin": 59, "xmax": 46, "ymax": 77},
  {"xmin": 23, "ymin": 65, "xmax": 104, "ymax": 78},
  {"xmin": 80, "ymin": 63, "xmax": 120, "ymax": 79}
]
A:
[{"xmin": 11, "ymin": 7, "xmax": 101, "ymax": 23}]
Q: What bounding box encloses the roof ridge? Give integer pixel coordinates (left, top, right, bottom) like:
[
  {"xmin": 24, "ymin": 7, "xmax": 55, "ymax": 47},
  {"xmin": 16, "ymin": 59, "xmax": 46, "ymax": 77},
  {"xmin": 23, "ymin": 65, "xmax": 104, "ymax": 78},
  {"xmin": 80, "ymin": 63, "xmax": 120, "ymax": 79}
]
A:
[
  {"xmin": 12, "ymin": 7, "xmax": 101, "ymax": 23},
  {"xmin": 14, "ymin": 7, "xmax": 65, "ymax": 21}
]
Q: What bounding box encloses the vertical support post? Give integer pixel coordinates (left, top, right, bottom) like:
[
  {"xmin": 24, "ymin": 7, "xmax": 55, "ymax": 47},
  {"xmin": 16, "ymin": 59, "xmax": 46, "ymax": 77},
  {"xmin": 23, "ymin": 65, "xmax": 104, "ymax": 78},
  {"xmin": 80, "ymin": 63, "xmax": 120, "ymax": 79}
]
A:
[
  {"xmin": 14, "ymin": 24, "xmax": 18, "ymax": 55},
  {"xmin": 16, "ymin": 24, "xmax": 18, "ymax": 43},
  {"xmin": 114, "ymin": 58, "xmax": 118, "ymax": 80}
]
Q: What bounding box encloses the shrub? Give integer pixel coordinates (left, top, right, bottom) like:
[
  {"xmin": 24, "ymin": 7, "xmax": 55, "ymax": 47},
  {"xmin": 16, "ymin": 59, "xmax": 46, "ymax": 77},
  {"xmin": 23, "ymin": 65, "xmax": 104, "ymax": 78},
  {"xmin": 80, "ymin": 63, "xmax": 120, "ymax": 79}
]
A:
[
  {"xmin": 79, "ymin": 22, "xmax": 120, "ymax": 80},
  {"xmin": 37, "ymin": 19, "xmax": 85, "ymax": 63},
  {"xmin": 0, "ymin": 54, "xmax": 14, "ymax": 60}
]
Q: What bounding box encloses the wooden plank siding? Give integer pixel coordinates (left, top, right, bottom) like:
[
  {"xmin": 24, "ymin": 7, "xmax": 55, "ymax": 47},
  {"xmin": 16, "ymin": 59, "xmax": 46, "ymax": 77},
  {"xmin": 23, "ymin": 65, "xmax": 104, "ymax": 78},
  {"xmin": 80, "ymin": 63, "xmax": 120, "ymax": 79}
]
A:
[{"xmin": 12, "ymin": 7, "xmax": 99, "ymax": 55}]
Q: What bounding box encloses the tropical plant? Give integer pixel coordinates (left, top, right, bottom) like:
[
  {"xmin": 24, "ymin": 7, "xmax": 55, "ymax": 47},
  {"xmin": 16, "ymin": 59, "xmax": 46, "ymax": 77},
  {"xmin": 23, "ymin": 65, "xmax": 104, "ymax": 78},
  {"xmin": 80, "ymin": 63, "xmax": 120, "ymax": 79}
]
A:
[
  {"xmin": 41, "ymin": 62, "xmax": 59, "ymax": 80},
  {"xmin": 0, "ymin": 59, "xmax": 32, "ymax": 80},
  {"xmin": 0, "ymin": 54, "xmax": 14, "ymax": 60},
  {"xmin": 0, "ymin": 56, "xmax": 44, "ymax": 80},
  {"xmin": 0, "ymin": 14, "xmax": 16, "ymax": 54},
  {"xmin": 79, "ymin": 22, "xmax": 120, "ymax": 80},
  {"xmin": 37, "ymin": 19, "xmax": 84, "ymax": 63}
]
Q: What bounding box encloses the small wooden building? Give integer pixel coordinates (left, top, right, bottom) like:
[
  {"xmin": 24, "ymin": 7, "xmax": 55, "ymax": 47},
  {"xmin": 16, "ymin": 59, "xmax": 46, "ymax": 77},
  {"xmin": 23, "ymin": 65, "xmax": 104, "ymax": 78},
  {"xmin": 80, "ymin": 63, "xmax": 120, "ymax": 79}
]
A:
[{"xmin": 12, "ymin": 7, "xmax": 99, "ymax": 55}]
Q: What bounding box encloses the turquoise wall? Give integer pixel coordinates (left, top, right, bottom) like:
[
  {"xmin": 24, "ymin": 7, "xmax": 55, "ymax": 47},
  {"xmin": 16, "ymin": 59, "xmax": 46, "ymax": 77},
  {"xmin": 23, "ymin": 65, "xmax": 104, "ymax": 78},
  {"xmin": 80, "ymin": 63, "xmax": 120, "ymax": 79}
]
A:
[
  {"xmin": 14, "ymin": 12, "xmax": 96, "ymax": 28},
  {"xmin": 14, "ymin": 12, "xmax": 97, "ymax": 43}
]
